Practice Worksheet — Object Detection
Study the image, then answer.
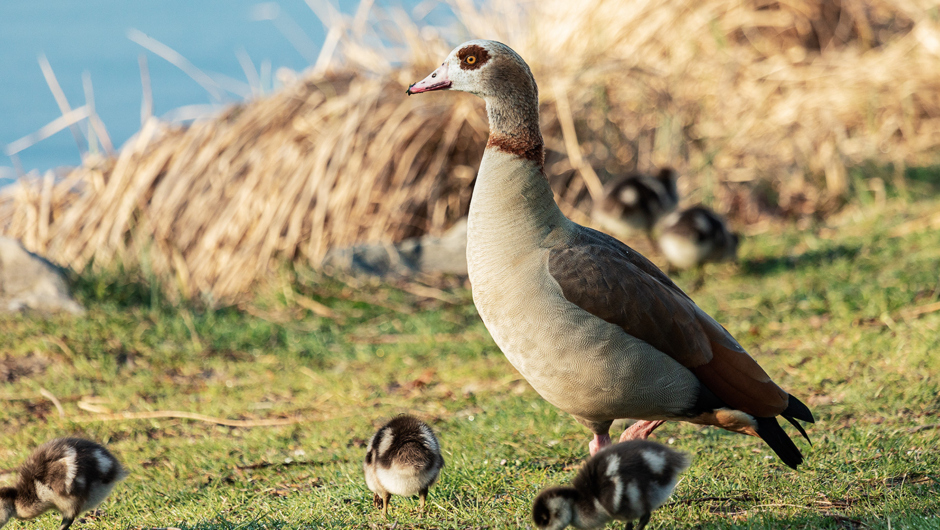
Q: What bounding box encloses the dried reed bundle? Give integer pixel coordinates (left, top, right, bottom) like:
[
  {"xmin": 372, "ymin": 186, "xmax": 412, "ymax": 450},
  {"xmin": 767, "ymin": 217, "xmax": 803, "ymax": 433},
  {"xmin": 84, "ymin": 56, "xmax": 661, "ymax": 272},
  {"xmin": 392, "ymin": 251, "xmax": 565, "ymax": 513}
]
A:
[
  {"xmin": 1, "ymin": 0, "xmax": 938, "ymax": 302},
  {"xmin": 0, "ymin": 75, "xmax": 487, "ymax": 301}
]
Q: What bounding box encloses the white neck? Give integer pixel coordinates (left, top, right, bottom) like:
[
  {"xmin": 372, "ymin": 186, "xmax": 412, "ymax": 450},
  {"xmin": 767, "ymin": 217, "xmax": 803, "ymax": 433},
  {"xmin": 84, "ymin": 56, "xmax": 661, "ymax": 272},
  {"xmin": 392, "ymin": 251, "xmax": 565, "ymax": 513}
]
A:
[
  {"xmin": 465, "ymin": 89, "xmax": 569, "ymax": 285},
  {"xmin": 470, "ymin": 150, "xmax": 565, "ymax": 236}
]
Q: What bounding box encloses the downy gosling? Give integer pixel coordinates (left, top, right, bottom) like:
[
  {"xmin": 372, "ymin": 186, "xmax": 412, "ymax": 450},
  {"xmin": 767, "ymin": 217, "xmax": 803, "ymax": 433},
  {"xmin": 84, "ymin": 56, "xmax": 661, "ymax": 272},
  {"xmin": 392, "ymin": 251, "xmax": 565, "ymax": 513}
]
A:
[
  {"xmin": 363, "ymin": 415, "xmax": 444, "ymax": 517},
  {"xmin": 1, "ymin": 438, "xmax": 127, "ymax": 530},
  {"xmin": 532, "ymin": 440, "xmax": 689, "ymax": 530}
]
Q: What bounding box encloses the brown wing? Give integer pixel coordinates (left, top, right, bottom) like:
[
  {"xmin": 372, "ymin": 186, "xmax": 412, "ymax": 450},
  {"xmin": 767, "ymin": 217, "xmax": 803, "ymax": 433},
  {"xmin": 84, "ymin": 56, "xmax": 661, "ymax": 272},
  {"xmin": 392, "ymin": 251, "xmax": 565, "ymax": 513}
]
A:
[{"xmin": 548, "ymin": 227, "xmax": 787, "ymax": 417}]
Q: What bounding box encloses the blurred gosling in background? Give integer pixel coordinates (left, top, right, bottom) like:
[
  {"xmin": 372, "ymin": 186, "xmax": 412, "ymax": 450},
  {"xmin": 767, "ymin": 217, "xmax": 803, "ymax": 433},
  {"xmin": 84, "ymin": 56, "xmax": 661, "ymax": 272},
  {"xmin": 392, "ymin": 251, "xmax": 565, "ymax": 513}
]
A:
[
  {"xmin": 364, "ymin": 415, "xmax": 444, "ymax": 517},
  {"xmin": 592, "ymin": 168, "xmax": 679, "ymax": 245},
  {"xmin": 0, "ymin": 438, "xmax": 127, "ymax": 530},
  {"xmin": 532, "ymin": 440, "xmax": 689, "ymax": 530},
  {"xmin": 658, "ymin": 205, "xmax": 739, "ymax": 284}
]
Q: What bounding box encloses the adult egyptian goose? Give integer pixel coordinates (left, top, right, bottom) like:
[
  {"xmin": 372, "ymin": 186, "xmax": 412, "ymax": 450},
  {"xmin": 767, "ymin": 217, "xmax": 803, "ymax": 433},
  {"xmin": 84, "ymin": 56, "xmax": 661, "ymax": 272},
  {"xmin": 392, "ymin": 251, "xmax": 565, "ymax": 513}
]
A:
[
  {"xmin": 406, "ymin": 40, "xmax": 813, "ymax": 468},
  {"xmin": 0, "ymin": 438, "xmax": 128, "ymax": 530},
  {"xmin": 592, "ymin": 168, "xmax": 679, "ymax": 243},
  {"xmin": 363, "ymin": 415, "xmax": 444, "ymax": 517},
  {"xmin": 532, "ymin": 440, "xmax": 690, "ymax": 530},
  {"xmin": 658, "ymin": 206, "xmax": 739, "ymax": 272}
]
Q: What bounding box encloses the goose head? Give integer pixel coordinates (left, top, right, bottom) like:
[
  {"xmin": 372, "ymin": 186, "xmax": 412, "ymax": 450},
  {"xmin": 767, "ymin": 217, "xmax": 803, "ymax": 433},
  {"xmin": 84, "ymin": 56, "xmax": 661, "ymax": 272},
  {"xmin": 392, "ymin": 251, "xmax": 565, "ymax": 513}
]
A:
[
  {"xmin": 407, "ymin": 40, "xmax": 536, "ymax": 100},
  {"xmin": 407, "ymin": 40, "xmax": 543, "ymax": 166},
  {"xmin": 531, "ymin": 487, "xmax": 577, "ymax": 530}
]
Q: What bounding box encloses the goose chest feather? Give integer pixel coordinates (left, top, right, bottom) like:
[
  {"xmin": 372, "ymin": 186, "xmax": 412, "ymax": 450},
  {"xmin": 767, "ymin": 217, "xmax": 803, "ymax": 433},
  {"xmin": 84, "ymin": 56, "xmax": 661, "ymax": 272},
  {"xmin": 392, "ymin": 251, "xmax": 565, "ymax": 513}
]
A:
[
  {"xmin": 407, "ymin": 39, "xmax": 814, "ymax": 468},
  {"xmin": 467, "ymin": 148, "xmax": 701, "ymax": 422}
]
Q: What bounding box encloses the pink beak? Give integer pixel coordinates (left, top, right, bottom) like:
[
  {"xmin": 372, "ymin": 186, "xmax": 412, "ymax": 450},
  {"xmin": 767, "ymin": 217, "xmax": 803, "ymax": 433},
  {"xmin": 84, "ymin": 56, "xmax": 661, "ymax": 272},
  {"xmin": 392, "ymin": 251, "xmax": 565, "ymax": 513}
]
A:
[{"xmin": 406, "ymin": 63, "xmax": 451, "ymax": 95}]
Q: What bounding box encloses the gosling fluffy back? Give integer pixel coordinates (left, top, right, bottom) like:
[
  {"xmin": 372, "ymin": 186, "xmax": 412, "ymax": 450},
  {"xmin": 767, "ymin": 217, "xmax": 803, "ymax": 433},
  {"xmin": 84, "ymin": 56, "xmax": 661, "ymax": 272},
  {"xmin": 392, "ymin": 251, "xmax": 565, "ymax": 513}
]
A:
[
  {"xmin": 364, "ymin": 415, "xmax": 444, "ymax": 498},
  {"xmin": 533, "ymin": 440, "xmax": 690, "ymax": 530},
  {"xmin": 593, "ymin": 168, "xmax": 680, "ymax": 236},
  {"xmin": 0, "ymin": 438, "xmax": 127, "ymax": 530},
  {"xmin": 658, "ymin": 206, "xmax": 739, "ymax": 269}
]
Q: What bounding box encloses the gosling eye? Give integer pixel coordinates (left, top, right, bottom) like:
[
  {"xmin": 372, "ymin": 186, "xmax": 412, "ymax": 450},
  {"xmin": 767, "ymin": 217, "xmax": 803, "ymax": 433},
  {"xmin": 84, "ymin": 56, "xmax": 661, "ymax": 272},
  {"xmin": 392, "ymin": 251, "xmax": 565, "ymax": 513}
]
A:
[{"xmin": 466, "ymin": 55, "xmax": 477, "ymax": 65}]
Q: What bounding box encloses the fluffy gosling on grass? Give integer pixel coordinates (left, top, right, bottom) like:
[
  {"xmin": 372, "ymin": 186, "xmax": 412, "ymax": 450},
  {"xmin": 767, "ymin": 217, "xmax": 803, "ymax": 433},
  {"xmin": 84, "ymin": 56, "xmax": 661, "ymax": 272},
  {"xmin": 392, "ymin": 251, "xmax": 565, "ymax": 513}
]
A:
[
  {"xmin": 532, "ymin": 440, "xmax": 689, "ymax": 530},
  {"xmin": 658, "ymin": 206, "xmax": 739, "ymax": 286},
  {"xmin": 0, "ymin": 438, "xmax": 128, "ymax": 530},
  {"xmin": 592, "ymin": 168, "xmax": 679, "ymax": 244},
  {"xmin": 364, "ymin": 415, "xmax": 444, "ymax": 517}
]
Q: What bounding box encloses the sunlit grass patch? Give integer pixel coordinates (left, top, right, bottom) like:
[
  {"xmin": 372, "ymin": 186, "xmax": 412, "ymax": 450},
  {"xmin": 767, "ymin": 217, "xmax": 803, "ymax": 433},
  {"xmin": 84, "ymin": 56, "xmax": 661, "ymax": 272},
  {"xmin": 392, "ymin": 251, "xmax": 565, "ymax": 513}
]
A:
[{"xmin": 0, "ymin": 197, "xmax": 938, "ymax": 529}]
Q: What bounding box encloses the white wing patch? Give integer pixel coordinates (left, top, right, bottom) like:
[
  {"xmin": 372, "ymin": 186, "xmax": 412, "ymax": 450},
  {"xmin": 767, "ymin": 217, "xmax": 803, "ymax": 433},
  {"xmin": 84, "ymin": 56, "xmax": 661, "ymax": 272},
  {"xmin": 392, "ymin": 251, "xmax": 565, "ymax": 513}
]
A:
[
  {"xmin": 610, "ymin": 475, "xmax": 622, "ymax": 512},
  {"xmin": 604, "ymin": 454, "xmax": 620, "ymax": 477},
  {"xmin": 604, "ymin": 454, "xmax": 623, "ymax": 513},
  {"xmin": 94, "ymin": 449, "xmax": 113, "ymax": 475},
  {"xmin": 618, "ymin": 186, "xmax": 639, "ymax": 206},
  {"xmin": 626, "ymin": 480, "xmax": 643, "ymax": 516},
  {"xmin": 377, "ymin": 431, "xmax": 394, "ymax": 458},
  {"xmin": 641, "ymin": 450, "xmax": 666, "ymax": 474},
  {"xmin": 63, "ymin": 447, "xmax": 78, "ymax": 490},
  {"xmin": 419, "ymin": 424, "xmax": 439, "ymax": 452}
]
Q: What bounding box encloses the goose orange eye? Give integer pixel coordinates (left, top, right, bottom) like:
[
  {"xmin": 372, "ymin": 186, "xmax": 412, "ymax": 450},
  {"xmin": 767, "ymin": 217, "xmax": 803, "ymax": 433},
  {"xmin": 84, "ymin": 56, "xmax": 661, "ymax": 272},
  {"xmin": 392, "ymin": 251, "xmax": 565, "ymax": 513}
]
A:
[{"xmin": 466, "ymin": 56, "xmax": 476, "ymax": 64}]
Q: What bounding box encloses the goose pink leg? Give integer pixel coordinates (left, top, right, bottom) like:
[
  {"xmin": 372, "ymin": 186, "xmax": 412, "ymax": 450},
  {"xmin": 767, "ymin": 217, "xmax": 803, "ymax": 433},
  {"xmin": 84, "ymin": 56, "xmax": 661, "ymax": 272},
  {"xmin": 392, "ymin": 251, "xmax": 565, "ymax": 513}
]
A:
[
  {"xmin": 620, "ymin": 420, "xmax": 666, "ymax": 441},
  {"xmin": 589, "ymin": 433, "xmax": 611, "ymax": 456}
]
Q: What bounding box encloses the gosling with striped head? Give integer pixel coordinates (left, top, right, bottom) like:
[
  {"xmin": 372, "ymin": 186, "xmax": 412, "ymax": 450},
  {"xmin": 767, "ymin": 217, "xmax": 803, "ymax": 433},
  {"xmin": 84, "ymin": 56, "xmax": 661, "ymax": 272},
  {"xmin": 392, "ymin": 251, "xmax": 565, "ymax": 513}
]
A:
[
  {"xmin": 0, "ymin": 438, "xmax": 128, "ymax": 530},
  {"xmin": 363, "ymin": 415, "xmax": 444, "ymax": 517},
  {"xmin": 532, "ymin": 440, "xmax": 689, "ymax": 530}
]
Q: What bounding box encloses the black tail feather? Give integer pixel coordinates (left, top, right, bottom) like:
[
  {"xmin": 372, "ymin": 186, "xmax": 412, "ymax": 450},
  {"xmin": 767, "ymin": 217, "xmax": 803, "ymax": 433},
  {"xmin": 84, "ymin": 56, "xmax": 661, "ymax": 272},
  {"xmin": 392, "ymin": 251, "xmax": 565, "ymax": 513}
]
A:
[
  {"xmin": 784, "ymin": 394, "xmax": 815, "ymax": 423},
  {"xmin": 782, "ymin": 393, "xmax": 814, "ymax": 445},
  {"xmin": 783, "ymin": 415, "xmax": 812, "ymax": 444},
  {"xmin": 755, "ymin": 416, "xmax": 804, "ymax": 469}
]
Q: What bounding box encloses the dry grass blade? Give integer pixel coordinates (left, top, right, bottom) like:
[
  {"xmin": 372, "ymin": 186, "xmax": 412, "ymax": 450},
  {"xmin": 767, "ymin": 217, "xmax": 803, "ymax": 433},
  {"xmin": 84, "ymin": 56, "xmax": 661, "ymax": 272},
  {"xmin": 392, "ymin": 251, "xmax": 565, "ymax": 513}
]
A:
[
  {"xmin": 38, "ymin": 54, "xmax": 86, "ymax": 154},
  {"xmin": 127, "ymin": 28, "xmax": 225, "ymax": 102},
  {"xmin": 83, "ymin": 71, "xmax": 114, "ymax": 155},
  {"xmin": 139, "ymin": 53, "xmax": 153, "ymax": 125},
  {"xmin": 552, "ymin": 81, "xmax": 603, "ymax": 203},
  {"xmin": 294, "ymin": 294, "xmax": 342, "ymax": 320},
  {"xmin": 5, "ymin": 106, "xmax": 91, "ymax": 157},
  {"xmin": 396, "ymin": 281, "xmax": 462, "ymax": 304},
  {"xmin": 75, "ymin": 410, "xmax": 312, "ymax": 427},
  {"xmin": 39, "ymin": 388, "xmax": 65, "ymax": 417},
  {"xmin": 900, "ymin": 301, "xmax": 940, "ymax": 320}
]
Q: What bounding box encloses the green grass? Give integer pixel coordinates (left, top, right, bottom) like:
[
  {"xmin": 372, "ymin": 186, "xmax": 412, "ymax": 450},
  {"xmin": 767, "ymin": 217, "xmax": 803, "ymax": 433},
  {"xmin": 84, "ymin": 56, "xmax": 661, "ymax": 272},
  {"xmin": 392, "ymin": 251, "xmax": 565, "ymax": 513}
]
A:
[{"xmin": 1, "ymin": 197, "xmax": 939, "ymax": 529}]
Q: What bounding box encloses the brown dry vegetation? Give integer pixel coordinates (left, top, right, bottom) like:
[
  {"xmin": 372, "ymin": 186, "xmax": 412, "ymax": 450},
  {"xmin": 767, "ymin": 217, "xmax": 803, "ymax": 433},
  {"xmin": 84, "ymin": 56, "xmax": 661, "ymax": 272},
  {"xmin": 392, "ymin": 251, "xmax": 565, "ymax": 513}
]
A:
[{"xmin": 1, "ymin": 0, "xmax": 939, "ymax": 303}]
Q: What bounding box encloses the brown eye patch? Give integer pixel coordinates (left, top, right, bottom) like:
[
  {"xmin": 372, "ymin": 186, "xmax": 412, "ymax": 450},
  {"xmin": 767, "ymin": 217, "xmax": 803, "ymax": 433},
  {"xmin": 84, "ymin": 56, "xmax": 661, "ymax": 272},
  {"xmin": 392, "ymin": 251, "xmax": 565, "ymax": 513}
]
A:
[{"xmin": 457, "ymin": 44, "xmax": 490, "ymax": 70}]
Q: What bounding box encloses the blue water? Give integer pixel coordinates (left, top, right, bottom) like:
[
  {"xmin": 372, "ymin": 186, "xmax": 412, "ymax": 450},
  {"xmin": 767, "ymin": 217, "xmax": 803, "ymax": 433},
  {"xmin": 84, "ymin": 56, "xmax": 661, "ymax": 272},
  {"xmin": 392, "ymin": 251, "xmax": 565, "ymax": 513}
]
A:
[{"xmin": 0, "ymin": 0, "xmax": 383, "ymax": 177}]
